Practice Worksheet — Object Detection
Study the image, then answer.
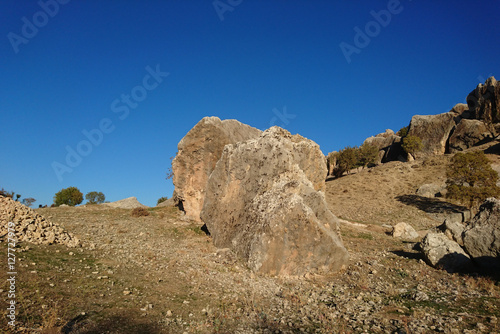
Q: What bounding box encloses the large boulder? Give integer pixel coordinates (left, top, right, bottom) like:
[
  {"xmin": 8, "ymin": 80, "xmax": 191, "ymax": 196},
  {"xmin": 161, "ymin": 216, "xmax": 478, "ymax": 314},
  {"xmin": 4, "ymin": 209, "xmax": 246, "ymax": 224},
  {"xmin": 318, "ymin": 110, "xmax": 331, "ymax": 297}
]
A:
[
  {"xmin": 172, "ymin": 117, "xmax": 262, "ymax": 221},
  {"xmin": 462, "ymin": 198, "xmax": 500, "ymax": 269},
  {"xmin": 416, "ymin": 183, "xmax": 446, "ymax": 198},
  {"xmin": 448, "ymin": 119, "xmax": 494, "ymax": 153},
  {"xmin": 466, "ymin": 76, "xmax": 500, "ymax": 131},
  {"xmin": 407, "ymin": 112, "xmax": 456, "ymax": 156},
  {"xmin": 0, "ymin": 196, "xmax": 80, "ymax": 247},
  {"xmin": 421, "ymin": 232, "xmax": 472, "ymax": 273},
  {"xmin": 201, "ymin": 127, "xmax": 348, "ymax": 276},
  {"xmin": 363, "ymin": 129, "xmax": 404, "ymax": 163},
  {"xmin": 391, "ymin": 222, "xmax": 419, "ymax": 240}
]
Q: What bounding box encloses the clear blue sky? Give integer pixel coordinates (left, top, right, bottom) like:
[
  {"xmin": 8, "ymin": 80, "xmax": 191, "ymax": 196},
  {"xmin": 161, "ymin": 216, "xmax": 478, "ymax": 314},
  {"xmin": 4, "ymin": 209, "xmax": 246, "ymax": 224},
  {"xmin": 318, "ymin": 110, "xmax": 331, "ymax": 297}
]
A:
[{"xmin": 1, "ymin": 0, "xmax": 499, "ymax": 207}]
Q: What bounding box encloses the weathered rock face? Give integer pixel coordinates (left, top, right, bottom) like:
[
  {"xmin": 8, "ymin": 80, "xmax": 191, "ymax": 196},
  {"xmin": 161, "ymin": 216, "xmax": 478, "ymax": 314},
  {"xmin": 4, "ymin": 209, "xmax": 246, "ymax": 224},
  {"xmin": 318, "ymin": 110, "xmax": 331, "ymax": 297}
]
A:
[
  {"xmin": 448, "ymin": 119, "xmax": 494, "ymax": 153},
  {"xmin": 0, "ymin": 196, "xmax": 80, "ymax": 247},
  {"xmin": 363, "ymin": 129, "xmax": 404, "ymax": 163},
  {"xmin": 201, "ymin": 127, "xmax": 348, "ymax": 276},
  {"xmin": 391, "ymin": 222, "xmax": 419, "ymax": 240},
  {"xmin": 463, "ymin": 198, "xmax": 500, "ymax": 269},
  {"xmin": 172, "ymin": 117, "xmax": 262, "ymax": 221},
  {"xmin": 407, "ymin": 112, "xmax": 456, "ymax": 156},
  {"xmin": 421, "ymin": 232, "xmax": 472, "ymax": 273},
  {"xmin": 467, "ymin": 76, "xmax": 500, "ymax": 128}
]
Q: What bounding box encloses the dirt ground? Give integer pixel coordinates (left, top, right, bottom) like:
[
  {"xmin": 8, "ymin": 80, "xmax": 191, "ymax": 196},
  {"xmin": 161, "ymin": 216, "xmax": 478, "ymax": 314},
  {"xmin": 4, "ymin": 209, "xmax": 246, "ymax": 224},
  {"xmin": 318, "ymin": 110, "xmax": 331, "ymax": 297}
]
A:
[{"xmin": 1, "ymin": 155, "xmax": 500, "ymax": 333}]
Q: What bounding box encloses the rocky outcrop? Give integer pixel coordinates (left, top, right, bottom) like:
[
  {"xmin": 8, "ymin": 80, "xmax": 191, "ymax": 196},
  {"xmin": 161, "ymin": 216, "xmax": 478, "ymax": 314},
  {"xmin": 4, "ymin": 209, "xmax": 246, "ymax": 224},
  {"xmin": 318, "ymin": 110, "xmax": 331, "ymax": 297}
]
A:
[
  {"xmin": 421, "ymin": 232, "xmax": 472, "ymax": 273},
  {"xmin": 391, "ymin": 222, "xmax": 419, "ymax": 240},
  {"xmin": 466, "ymin": 76, "xmax": 500, "ymax": 130},
  {"xmin": 363, "ymin": 129, "xmax": 404, "ymax": 163},
  {"xmin": 103, "ymin": 197, "xmax": 148, "ymax": 209},
  {"xmin": 462, "ymin": 198, "xmax": 500, "ymax": 269},
  {"xmin": 448, "ymin": 119, "xmax": 494, "ymax": 152},
  {"xmin": 0, "ymin": 196, "xmax": 80, "ymax": 247},
  {"xmin": 172, "ymin": 117, "xmax": 261, "ymax": 221},
  {"xmin": 407, "ymin": 112, "xmax": 456, "ymax": 156},
  {"xmin": 201, "ymin": 127, "xmax": 348, "ymax": 276}
]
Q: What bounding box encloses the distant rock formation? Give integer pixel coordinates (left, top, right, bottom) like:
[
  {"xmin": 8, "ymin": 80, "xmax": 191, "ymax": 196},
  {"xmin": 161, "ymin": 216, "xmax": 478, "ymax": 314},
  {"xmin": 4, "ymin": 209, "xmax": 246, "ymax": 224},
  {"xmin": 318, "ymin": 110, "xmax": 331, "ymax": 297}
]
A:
[
  {"xmin": 0, "ymin": 196, "xmax": 80, "ymax": 247},
  {"xmin": 363, "ymin": 129, "xmax": 404, "ymax": 163},
  {"xmin": 364, "ymin": 77, "xmax": 499, "ymax": 161},
  {"xmin": 103, "ymin": 197, "xmax": 148, "ymax": 209},
  {"xmin": 172, "ymin": 117, "xmax": 261, "ymax": 221},
  {"xmin": 201, "ymin": 126, "xmax": 348, "ymax": 276}
]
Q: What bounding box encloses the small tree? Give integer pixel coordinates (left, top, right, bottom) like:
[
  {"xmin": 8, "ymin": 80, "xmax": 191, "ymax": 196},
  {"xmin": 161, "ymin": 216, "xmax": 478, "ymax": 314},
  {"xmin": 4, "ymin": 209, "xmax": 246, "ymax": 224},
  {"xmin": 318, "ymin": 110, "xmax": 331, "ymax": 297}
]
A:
[
  {"xmin": 157, "ymin": 196, "xmax": 169, "ymax": 205},
  {"xmin": 54, "ymin": 187, "xmax": 83, "ymax": 206},
  {"xmin": 401, "ymin": 135, "xmax": 423, "ymax": 157},
  {"xmin": 333, "ymin": 146, "xmax": 359, "ymax": 177},
  {"xmin": 0, "ymin": 188, "xmax": 14, "ymax": 198},
  {"xmin": 22, "ymin": 197, "xmax": 36, "ymax": 207},
  {"xmin": 358, "ymin": 143, "xmax": 379, "ymax": 168},
  {"xmin": 85, "ymin": 191, "xmax": 105, "ymax": 205},
  {"xmin": 446, "ymin": 151, "xmax": 500, "ymax": 211}
]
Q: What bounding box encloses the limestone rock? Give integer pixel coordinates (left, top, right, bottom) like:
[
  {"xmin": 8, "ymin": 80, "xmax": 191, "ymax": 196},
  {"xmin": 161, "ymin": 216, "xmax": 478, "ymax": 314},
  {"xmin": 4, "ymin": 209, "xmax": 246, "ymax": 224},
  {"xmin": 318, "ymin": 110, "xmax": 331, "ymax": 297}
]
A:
[
  {"xmin": 392, "ymin": 223, "xmax": 419, "ymax": 240},
  {"xmin": 363, "ymin": 129, "xmax": 404, "ymax": 163},
  {"xmin": 172, "ymin": 117, "xmax": 261, "ymax": 221},
  {"xmin": 416, "ymin": 183, "xmax": 446, "ymax": 198},
  {"xmin": 466, "ymin": 76, "xmax": 500, "ymax": 128},
  {"xmin": 103, "ymin": 197, "xmax": 148, "ymax": 209},
  {"xmin": 421, "ymin": 232, "xmax": 472, "ymax": 273},
  {"xmin": 0, "ymin": 196, "xmax": 80, "ymax": 247},
  {"xmin": 463, "ymin": 198, "xmax": 500, "ymax": 269},
  {"xmin": 407, "ymin": 112, "xmax": 456, "ymax": 156},
  {"xmin": 201, "ymin": 126, "xmax": 348, "ymax": 276},
  {"xmin": 448, "ymin": 119, "xmax": 494, "ymax": 153}
]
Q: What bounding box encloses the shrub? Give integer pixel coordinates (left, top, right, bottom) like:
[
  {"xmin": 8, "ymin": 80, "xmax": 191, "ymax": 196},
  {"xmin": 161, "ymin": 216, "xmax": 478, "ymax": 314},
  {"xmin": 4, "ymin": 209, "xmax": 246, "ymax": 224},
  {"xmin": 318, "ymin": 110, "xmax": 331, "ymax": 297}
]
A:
[
  {"xmin": 85, "ymin": 191, "xmax": 105, "ymax": 204},
  {"xmin": 446, "ymin": 151, "xmax": 500, "ymax": 210},
  {"xmin": 401, "ymin": 135, "xmax": 423, "ymax": 157},
  {"xmin": 131, "ymin": 207, "xmax": 150, "ymax": 217},
  {"xmin": 22, "ymin": 197, "xmax": 36, "ymax": 207},
  {"xmin": 54, "ymin": 187, "xmax": 83, "ymax": 206},
  {"xmin": 157, "ymin": 196, "xmax": 168, "ymax": 205},
  {"xmin": 0, "ymin": 188, "xmax": 14, "ymax": 198},
  {"xmin": 358, "ymin": 143, "xmax": 379, "ymax": 168},
  {"xmin": 332, "ymin": 146, "xmax": 359, "ymax": 177},
  {"xmin": 397, "ymin": 126, "xmax": 409, "ymax": 138}
]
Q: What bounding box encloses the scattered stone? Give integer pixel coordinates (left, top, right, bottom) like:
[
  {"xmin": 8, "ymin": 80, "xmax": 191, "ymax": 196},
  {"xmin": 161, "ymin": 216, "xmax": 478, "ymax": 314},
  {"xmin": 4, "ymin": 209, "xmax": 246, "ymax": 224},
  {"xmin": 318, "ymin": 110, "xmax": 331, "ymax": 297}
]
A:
[
  {"xmin": 392, "ymin": 223, "xmax": 419, "ymax": 240},
  {"xmin": 201, "ymin": 126, "xmax": 348, "ymax": 276},
  {"xmin": 0, "ymin": 196, "xmax": 80, "ymax": 247}
]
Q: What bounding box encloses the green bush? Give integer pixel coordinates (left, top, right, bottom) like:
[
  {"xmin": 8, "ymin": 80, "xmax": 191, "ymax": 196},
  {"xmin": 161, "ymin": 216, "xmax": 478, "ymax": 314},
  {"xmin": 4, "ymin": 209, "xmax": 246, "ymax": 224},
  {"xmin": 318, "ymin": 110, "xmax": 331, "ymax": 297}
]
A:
[
  {"xmin": 157, "ymin": 196, "xmax": 169, "ymax": 205},
  {"xmin": 358, "ymin": 143, "xmax": 379, "ymax": 168},
  {"xmin": 401, "ymin": 135, "xmax": 423, "ymax": 156},
  {"xmin": 446, "ymin": 151, "xmax": 500, "ymax": 210},
  {"xmin": 85, "ymin": 191, "xmax": 105, "ymax": 204},
  {"xmin": 397, "ymin": 126, "xmax": 409, "ymax": 138},
  {"xmin": 54, "ymin": 187, "xmax": 83, "ymax": 206}
]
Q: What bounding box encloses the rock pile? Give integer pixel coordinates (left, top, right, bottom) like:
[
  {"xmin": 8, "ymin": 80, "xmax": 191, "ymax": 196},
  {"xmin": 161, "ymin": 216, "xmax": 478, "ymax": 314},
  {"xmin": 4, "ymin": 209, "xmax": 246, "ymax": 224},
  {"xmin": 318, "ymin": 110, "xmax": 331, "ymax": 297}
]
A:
[
  {"xmin": 200, "ymin": 126, "xmax": 349, "ymax": 275},
  {"xmin": 0, "ymin": 196, "xmax": 80, "ymax": 247},
  {"xmin": 172, "ymin": 116, "xmax": 261, "ymax": 221}
]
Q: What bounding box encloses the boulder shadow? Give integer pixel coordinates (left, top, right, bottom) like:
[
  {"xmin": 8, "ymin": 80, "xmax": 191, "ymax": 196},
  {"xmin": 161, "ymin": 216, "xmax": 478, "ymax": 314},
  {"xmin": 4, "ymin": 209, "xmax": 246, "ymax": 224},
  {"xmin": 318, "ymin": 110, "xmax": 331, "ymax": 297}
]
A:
[{"xmin": 395, "ymin": 194, "xmax": 467, "ymax": 215}]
